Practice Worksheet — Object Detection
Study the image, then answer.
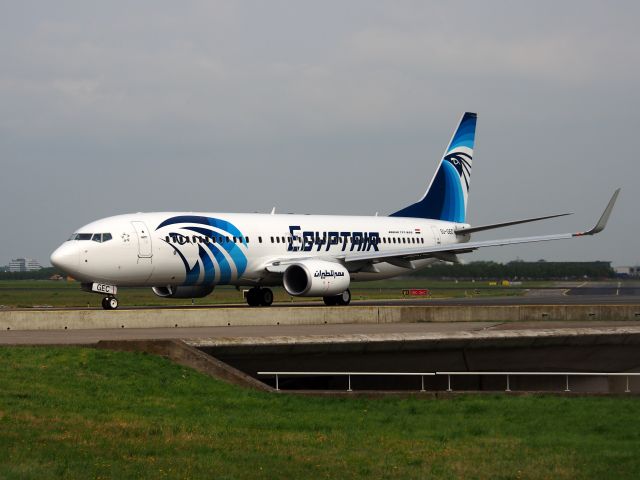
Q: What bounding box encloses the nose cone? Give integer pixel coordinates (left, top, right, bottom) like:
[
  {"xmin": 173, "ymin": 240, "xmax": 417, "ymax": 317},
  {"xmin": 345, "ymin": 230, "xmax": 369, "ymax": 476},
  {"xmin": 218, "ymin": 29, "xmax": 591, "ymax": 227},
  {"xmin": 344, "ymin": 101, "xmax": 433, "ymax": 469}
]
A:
[{"xmin": 50, "ymin": 242, "xmax": 79, "ymax": 273}]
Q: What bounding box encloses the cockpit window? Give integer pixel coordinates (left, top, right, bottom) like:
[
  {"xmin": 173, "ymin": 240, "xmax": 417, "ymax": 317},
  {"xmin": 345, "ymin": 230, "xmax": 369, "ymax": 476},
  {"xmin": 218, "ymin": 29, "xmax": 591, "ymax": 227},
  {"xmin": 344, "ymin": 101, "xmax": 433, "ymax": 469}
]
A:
[
  {"xmin": 77, "ymin": 233, "xmax": 93, "ymax": 240},
  {"xmin": 90, "ymin": 233, "xmax": 113, "ymax": 243}
]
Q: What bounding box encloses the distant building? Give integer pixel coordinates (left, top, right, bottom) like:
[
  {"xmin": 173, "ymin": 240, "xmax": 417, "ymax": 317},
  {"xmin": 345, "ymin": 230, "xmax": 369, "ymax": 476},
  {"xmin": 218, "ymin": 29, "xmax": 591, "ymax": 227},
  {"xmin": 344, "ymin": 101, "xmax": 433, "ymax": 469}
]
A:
[
  {"xmin": 8, "ymin": 258, "xmax": 42, "ymax": 272},
  {"xmin": 615, "ymin": 266, "xmax": 640, "ymax": 278}
]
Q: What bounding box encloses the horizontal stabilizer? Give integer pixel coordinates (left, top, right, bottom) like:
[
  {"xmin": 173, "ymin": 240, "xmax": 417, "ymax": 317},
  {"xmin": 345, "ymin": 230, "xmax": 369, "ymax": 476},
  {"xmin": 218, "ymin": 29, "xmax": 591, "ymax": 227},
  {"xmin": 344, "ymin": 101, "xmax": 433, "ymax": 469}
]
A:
[{"xmin": 455, "ymin": 212, "xmax": 573, "ymax": 235}]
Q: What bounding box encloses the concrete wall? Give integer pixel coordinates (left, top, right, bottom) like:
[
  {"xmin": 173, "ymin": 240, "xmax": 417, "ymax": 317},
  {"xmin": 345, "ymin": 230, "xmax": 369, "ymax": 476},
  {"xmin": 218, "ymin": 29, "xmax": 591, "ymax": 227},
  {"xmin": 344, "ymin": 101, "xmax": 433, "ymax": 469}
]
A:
[
  {"xmin": 201, "ymin": 333, "xmax": 640, "ymax": 394},
  {"xmin": 2, "ymin": 304, "xmax": 640, "ymax": 331}
]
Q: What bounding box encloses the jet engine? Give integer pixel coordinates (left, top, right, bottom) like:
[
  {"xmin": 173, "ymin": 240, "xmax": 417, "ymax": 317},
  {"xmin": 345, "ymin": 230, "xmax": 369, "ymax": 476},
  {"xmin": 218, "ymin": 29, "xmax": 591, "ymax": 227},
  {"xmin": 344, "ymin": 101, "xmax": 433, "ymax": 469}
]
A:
[
  {"xmin": 152, "ymin": 285, "xmax": 214, "ymax": 298},
  {"xmin": 283, "ymin": 260, "xmax": 350, "ymax": 297}
]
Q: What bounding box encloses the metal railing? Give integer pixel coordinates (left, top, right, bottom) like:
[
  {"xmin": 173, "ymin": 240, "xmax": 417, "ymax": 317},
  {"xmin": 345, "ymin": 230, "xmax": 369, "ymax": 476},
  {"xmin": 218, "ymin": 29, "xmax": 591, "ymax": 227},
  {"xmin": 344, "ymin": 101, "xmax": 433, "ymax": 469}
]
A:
[
  {"xmin": 258, "ymin": 371, "xmax": 435, "ymax": 392},
  {"xmin": 437, "ymin": 372, "xmax": 640, "ymax": 393},
  {"xmin": 257, "ymin": 371, "xmax": 640, "ymax": 393}
]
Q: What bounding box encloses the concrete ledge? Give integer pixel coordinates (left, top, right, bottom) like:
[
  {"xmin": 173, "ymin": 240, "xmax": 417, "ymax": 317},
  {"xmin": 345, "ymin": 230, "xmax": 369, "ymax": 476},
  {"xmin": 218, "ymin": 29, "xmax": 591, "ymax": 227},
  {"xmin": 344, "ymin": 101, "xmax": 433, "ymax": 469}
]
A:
[
  {"xmin": 189, "ymin": 326, "xmax": 640, "ymax": 354},
  {"xmin": 2, "ymin": 304, "xmax": 640, "ymax": 331}
]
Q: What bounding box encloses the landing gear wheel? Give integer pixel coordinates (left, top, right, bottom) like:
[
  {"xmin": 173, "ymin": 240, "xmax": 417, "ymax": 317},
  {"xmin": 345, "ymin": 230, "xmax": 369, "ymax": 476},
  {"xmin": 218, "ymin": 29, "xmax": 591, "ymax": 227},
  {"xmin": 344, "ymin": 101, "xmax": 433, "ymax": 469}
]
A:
[
  {"xmin": 259, "ymin": 288, "xmax": 274, "ymax": 307},
  {"xmin": 246, "ymin": 288, "xmax": 261, "ymax": 307},
  {"xmin": 323, "ymin": 296, "xmax": 338, "ymax": 306},
  {"xmin": 335, "ymin": 289, "xmax": 351, "ymax": 306},
  {"xmin": 102, "ymin": 296, "xmax": 119, "ymax": 310}
]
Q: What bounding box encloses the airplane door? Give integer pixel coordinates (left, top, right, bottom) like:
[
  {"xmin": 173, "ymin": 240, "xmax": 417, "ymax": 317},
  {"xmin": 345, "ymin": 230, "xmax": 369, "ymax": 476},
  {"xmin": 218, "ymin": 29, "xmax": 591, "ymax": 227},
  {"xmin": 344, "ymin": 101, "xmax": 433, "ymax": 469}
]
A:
[
  {"xmin": 131, "ymin": 221, "xmax": 153, "ymax": 258},
  {"xmin": 431, "ymin": 226, "xmax": 441, "ymax": 246}
]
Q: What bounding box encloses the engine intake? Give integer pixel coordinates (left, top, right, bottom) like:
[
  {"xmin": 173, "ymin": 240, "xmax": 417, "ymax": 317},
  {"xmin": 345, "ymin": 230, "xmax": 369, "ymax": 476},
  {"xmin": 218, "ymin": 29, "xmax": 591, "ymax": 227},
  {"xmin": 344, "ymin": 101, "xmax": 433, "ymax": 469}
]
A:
[
  {"xmin": 283, "ymin": 260, "xmax": 350, "ymax": 297},
  {"xmin": 152, "ymin": 285, "xmax": 214, "ymax": 298}
]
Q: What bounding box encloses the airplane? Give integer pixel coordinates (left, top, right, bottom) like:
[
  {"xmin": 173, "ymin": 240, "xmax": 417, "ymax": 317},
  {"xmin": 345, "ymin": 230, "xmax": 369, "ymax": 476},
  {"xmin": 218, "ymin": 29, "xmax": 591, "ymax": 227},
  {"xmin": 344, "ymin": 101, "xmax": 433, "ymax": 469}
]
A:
[{"xmin": 50, "ymin": 112, "xmax": 620, "ymax": 310}]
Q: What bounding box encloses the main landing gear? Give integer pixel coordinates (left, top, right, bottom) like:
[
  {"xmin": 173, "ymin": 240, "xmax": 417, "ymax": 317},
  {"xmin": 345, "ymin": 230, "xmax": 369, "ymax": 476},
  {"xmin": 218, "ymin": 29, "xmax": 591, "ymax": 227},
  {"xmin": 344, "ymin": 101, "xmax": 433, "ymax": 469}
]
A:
[
  {"xmin": 246, "ymin": 287, "xmax": 274, "ymax": 307},
  {"xmin": 323, "ymin": 289, "xmax": 351, "ymax": 306},
  {"xmin": 101, "ymin": 296, "xmax": 119, "ymax": 310}
]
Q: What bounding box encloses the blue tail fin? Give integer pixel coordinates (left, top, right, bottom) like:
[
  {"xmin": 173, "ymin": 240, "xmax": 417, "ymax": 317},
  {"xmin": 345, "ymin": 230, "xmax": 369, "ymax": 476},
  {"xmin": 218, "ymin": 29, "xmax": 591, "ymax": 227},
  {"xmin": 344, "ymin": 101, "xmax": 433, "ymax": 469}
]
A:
[{"xmin": 390, "ymin": 112, "xmax": 477, "ymax": 222}]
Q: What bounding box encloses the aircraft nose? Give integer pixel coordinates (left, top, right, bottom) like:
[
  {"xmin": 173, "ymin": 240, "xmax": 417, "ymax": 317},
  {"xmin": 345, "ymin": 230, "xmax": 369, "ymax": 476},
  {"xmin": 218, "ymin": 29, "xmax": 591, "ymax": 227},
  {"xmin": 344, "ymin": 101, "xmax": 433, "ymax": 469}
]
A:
[{"xmin": 50, "ymin": 242, "xmax": 79, "ymax": 273}]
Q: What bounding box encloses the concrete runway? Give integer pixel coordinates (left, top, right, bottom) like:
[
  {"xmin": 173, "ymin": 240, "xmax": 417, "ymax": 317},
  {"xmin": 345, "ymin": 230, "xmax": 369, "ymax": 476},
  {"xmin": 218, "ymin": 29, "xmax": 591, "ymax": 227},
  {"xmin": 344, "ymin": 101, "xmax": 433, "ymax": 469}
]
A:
[
  {"xmin": 3, "ymin": 319, "xmax": 640, "ymax": 346},
  {"xmin": 6, "ymin": 289, "xmax": 640, "ymax": 313}
]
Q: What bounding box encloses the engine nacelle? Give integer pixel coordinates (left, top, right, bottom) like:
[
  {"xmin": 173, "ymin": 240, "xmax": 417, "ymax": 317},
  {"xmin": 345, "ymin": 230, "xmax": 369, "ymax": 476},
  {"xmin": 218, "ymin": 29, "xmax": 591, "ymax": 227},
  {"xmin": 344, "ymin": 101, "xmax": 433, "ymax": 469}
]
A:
[
  {"xmin": 283, "ymin": 260, "xmax": 350, "ymax": 297},
  {"xmin": 152, "ymin": 285, "xmax": 214, "ymax": 298}
]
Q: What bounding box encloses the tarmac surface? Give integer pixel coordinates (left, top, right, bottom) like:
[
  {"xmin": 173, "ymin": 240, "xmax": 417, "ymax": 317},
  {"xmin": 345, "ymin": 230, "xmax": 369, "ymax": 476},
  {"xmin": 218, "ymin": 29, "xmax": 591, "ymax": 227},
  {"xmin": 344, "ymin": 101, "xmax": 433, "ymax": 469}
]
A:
[
  {"xmin": 2, "ymin": 281, "xmax": 639, "ymax": 346},
  {"xmin": 4, "ymin": 281, "xmax": 640, "ymax": 312}
]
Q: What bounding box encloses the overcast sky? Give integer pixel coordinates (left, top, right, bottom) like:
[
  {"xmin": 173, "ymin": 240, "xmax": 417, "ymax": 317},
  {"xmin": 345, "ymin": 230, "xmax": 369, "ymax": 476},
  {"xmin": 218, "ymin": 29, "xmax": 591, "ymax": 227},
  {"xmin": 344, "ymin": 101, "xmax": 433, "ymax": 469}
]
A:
[{"xmin": 1, "ymin": 1, "xmax": 638, "ymax": 267}]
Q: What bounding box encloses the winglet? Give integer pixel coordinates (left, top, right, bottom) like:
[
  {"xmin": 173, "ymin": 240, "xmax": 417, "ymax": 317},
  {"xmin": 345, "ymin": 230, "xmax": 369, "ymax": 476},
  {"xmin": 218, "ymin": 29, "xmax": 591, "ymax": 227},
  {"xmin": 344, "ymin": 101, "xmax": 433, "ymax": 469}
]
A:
[{"xmin": 574, "ymin": 189, "xmax": 620, "ymax": 236}]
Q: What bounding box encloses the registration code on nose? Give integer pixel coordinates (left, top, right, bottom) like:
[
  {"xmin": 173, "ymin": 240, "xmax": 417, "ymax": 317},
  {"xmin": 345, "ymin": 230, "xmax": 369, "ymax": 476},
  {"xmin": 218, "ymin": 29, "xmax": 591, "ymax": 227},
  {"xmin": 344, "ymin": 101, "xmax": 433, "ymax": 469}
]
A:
[{"xmin": 92, "ymin": 283, "xmax": 117, "ymax": 295}]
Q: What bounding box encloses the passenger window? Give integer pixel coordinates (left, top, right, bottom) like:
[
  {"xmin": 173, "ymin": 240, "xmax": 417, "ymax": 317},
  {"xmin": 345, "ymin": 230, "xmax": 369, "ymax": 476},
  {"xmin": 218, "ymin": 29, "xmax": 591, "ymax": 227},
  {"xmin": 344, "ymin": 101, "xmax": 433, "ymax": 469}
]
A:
[
  {"xmin": 281, "ymin": 236, "xmax": 285, "ymax": 243},
  {"xmin": 92, "ymin": 233, "xmax": 102, "ymax": 242},
  {"xmin": 225, "ymin": 236, "xmax": 230, "ymax": 243},
  {"xmin": 103, "ymin": 233, "xmax": 112, "ymax": 242},
  {"xmin": 233, "ymin": 237, "xmax": 237, "ymax": 243},
  {"xmin": 276, "ymin": 237, "xmax": 280, "ymax": 243},
  {"xmin": 246, "ymin": 237, "xmax": 250, "ymax": 243},
  {"xmin": 270, "ymin": 236, "xmax": 274, "ymax": 243}
]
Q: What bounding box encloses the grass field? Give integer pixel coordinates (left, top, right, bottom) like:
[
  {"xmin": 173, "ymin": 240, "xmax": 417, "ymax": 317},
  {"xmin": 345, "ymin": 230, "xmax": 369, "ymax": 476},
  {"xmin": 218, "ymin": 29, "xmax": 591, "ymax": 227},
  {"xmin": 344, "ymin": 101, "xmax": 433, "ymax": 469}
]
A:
[
  {"xmin": 0, "ymin": 279, "xmax": 540, "ymax": 308},
  {"xmin": 1, "ymin": 347, "xmax": 639, "ymax": 479}
]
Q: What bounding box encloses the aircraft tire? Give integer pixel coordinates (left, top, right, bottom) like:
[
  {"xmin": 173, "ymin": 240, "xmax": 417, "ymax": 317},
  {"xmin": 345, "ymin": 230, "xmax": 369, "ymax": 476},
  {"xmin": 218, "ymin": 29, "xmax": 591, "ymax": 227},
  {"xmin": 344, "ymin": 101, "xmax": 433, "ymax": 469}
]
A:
[
  {"xmin": 259, "ymin": 288, "xmax": 274, "ymax": 306},
  {"xmin": 323, "ymin": 296, "xmax": 337, "ymax": 306},
  {"xmin": 246, "ymin": 288, "xmax": 260, "ymax": 307},
  {"xmin": 102, "ymin": 296, "xmax": 119, "ymax": 310},
  {"xmin": 335, "ymin": 289, "xmax": 351, "ymax": 306}
]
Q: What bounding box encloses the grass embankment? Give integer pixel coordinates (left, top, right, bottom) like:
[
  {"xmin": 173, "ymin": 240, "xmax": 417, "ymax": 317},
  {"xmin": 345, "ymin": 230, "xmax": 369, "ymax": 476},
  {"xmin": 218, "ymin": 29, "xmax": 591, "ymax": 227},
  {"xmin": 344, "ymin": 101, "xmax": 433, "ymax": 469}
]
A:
[
  {"xmin": 0, "ymin": 279, "xmax": 541, "ymax": 308},
  {"xmin": 1, "ymin": 347, "xmax": 639, "ymax": 479}
]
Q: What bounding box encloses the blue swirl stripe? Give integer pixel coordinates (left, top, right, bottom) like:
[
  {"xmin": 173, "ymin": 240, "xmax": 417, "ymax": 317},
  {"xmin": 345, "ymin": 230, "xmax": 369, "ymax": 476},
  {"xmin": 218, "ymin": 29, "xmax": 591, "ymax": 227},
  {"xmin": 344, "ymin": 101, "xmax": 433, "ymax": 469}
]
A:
[
  {"xmin": 165, "ymin": 240, "xmax": 202, "ymax": 285},
  {"xmin": 157, "ymin": 216, "xmax": 248, "ymax": 285}
]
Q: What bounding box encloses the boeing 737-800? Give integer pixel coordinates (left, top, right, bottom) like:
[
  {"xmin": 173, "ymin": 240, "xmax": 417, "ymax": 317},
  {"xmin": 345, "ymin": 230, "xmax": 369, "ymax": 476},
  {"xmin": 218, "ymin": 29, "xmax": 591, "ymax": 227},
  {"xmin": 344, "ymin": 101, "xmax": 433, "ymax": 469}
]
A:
[{"xmin": 50, "ymin": 113, "xmax": 619, "ymax": 309}]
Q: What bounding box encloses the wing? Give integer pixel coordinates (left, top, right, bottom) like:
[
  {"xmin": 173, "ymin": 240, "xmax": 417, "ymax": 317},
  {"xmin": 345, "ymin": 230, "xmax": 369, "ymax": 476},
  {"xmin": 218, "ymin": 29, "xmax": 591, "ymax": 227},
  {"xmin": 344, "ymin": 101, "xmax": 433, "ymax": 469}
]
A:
[
  {"xmin": 342, "ymin": 189, "xmax": 620, "ymax": 264},
  {"xmin": 454, "ymin": 212, "xmax": 572, "ymax": 235}
]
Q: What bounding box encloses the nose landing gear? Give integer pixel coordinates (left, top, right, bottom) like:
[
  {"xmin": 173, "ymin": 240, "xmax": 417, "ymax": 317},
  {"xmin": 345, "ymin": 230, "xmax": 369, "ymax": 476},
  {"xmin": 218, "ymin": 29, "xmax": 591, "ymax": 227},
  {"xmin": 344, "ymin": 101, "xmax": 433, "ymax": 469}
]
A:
[{"xmin": 101, "ymin": 296, "xmax": 119, "ymax": 310}]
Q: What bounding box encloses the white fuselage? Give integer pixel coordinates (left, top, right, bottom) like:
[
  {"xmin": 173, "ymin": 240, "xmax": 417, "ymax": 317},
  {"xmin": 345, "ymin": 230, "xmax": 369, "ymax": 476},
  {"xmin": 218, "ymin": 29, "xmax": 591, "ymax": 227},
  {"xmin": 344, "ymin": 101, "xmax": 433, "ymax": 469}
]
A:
[{"xmin": 50, "ymin": 212, "xmax": 469, "ymax": 288}]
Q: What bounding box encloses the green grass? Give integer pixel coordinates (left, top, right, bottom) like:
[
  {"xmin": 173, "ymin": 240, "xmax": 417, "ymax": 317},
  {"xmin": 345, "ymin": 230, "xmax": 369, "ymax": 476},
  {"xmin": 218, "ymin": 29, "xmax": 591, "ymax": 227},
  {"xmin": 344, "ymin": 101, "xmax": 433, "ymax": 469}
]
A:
[
  {"xmin": 1, "ymin": 347, "xmax": 640, "ymax": 479},
  {"xmin": 0, "ymin": 279, "xmax": 539, "ymax": 308}
]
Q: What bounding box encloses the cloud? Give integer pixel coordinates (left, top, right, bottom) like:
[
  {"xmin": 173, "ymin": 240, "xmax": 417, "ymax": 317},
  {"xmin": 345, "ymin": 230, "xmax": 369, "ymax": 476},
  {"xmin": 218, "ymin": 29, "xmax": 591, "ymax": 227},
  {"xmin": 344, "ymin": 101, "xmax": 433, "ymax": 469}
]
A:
[{"xmin": 0, "ymin": 1, "xmax": 638, "ymax": 265}]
